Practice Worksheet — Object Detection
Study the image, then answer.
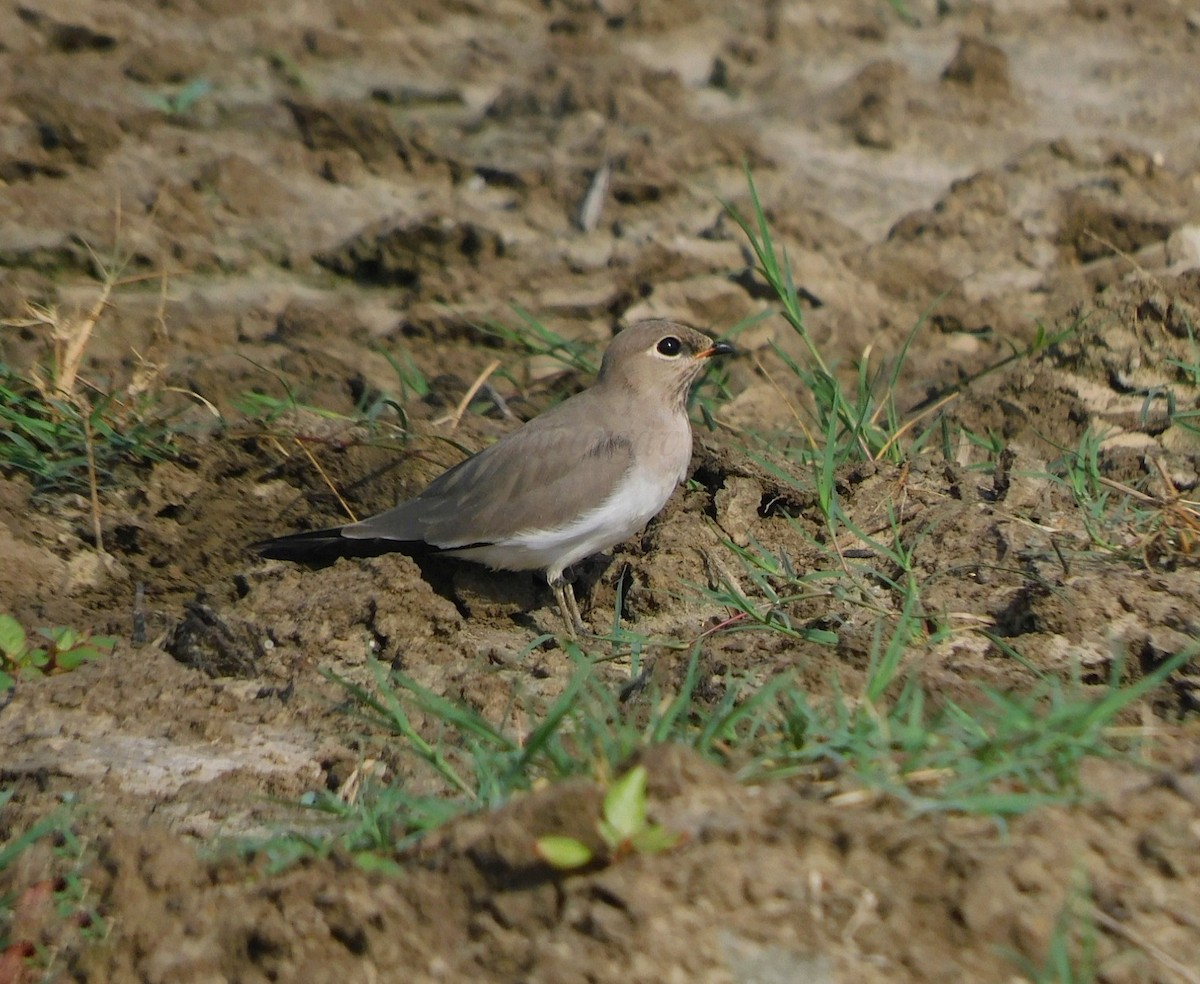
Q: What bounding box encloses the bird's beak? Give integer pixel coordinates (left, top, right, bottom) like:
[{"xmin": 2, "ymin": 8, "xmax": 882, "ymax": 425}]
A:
[{"xmin": 696, "ymin": 340, "xmax": 736, "ymax": 360}]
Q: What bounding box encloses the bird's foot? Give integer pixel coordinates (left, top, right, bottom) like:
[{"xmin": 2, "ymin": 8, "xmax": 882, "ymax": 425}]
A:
[{"xmin": 550, "ymin": 577, "xmax": 586, "ymax": 640}]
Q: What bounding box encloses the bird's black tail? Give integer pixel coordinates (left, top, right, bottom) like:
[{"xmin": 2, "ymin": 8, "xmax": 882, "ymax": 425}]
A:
[{"xmin": 251, "ymin": 528, "xmax": 426, "ymax": 564}]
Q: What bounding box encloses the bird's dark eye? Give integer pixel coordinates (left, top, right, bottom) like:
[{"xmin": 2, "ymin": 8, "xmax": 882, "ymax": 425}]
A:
[{"xmin": 656, "ymin": 336, "xmax": 682, "ymax": 357}]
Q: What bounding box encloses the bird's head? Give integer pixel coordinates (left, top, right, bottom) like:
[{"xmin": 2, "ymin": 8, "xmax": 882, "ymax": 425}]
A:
[{"xmin": 597, "ymin": 320, "xmax": 735, "ymax": 408}]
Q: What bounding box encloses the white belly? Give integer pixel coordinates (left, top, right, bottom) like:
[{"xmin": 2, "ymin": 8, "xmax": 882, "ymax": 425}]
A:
[{"xmin": 450, "ymin": 455, "xmax": 686, "ymax": 582}]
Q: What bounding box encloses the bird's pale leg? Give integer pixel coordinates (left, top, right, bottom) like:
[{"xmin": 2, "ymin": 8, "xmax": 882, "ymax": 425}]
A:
[{"xmin": 550, "ymin": 575, "xmax": 585, "ymax": 639}]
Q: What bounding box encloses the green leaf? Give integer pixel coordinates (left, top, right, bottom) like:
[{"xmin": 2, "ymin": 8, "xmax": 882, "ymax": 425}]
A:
[
  {"xmin": 57, "ymin": 636, "xmax": 116, "ymax": 670},
  {"xmin": 352, "ymin": 852, "xmax": 405, "ymax": 877},
  {"xmin": 535, "ymin": 836, "xmax": 593, "ymax": 870},
  {"xmin": 602, "ymin": 765, "xmax": 648, "ymax": 841},
  {"xmin": 143, "ymin": 92, "xmax": 173, "ymax": 113},
  {"xmin": 596, "ymin": 818, "xmax": 622, "ymax": 851},
  {"xmin": 803, "ymin": 628, "xmax": 840, "ymax": 646},
  {"xmin": 173, "ymin": 78, "xmax": 212, "ymax": 113},
  {"xmin": 56, "ymin": 646, "xmax": 95, "ymax": 671},
  {"xmin": 0, "ymin": 669, "xmax": 14, "ymax": 691},
  {"xmin": 631, "ymin": 824, "xmax": 683, "ymax": 856},
  {"xmin": 0, "ymin": 614, "xmax": 26, "ymax": 658}
]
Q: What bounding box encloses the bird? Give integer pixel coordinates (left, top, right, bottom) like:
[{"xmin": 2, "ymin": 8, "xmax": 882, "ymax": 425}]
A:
[{"xmin": 252, "ymin": 320, "xmax": 735, "ymax": 635}]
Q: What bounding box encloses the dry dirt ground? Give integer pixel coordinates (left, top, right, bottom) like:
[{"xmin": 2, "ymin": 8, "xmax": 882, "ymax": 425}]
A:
[{"xmin": 3, "ymin": 1, "xmax": 1200, "ymax": 981}]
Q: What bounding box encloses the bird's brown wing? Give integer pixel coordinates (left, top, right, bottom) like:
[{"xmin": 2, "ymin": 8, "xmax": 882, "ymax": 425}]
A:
[{"xmin": 343, "ymin": 400, "xmax": 634, "ymax": 548}]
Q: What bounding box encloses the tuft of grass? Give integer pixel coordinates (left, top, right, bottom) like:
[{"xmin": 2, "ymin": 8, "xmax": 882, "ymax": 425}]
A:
[
  {"xmin": 0, "ymin": 790, "xmax": 105, "ymax": 976},
  {"xmin": 249, "ymin": 645, "xmax": 797, "ymax": 866},
  {"xmin": 0, "ymin": 361, "xmax": 180, "ymax": 499},
  {"xmin": 724, "ymin": 169, "xmax": 1076, "ymax": 480},
  {"xmin": 481, "ymin": 308, "xmax": 599, "ymax": 377},
  {"xmin": 232, "ymin": 390, "xmax": 410, "ymax": 443},
  {"xmin": 381, "ymin": 348, "xmax": 431, "ymax": 405},
  {"xmin": 1004, "ymin": 873, "xmax": 1098, "ymax": 984},
  {"xmin": 768, "ymin": 634, "xmax": 1195, "ymax": 817},
  {"xmin": 248, "ymin": 617, "xmax": 1191, "ymax": 869},
  {"xmin": 693, "ymin": 535, "xmax": 843, "ymax": 643},
  {"xmin": 2, "ymin": 249, "xmax": 188, "ymax": 557},
  {"xmin": 722, "ymin": 167, "xmax": 922, "ymax": 468},
  {"xmin": 1047, "ymin": 427, "xmax": 1200, "ymax": 562},
  {"xmin": 235, "ymin": 344, "xmax": 428, "ymax": 440}
]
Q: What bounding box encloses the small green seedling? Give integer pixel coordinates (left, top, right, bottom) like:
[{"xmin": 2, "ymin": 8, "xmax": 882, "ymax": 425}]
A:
[
  {"xmin": 144, "ymin": 78, "xmax": 212, "ymax": 116},
  {"xmin": 535, "ymin": 765, "xmax": 683, "ymax": 870},
  {"xmin": 0, "ymin": 615, "xmax": 116, "ymax": 692}
]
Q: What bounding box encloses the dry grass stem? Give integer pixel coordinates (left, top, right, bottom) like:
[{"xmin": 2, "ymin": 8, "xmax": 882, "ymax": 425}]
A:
[
  {"xmin": 56, "ymin": 279, "xmax": 113, "ymax": 398},
  {"xmin": 296, "ymin": 439, "xmax": 358, "ymax": 523},
  {"xmin": 435, "ymin": 359, "xmax": 503, "ymax": 431},
  {"xmin": 81, "ymin": 412, "xmax": 105, "ymax": 552}
]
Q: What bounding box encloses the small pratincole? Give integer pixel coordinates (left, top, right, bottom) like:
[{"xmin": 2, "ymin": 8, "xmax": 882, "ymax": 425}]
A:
[{"xmin": 253, "ymin": 320, "xmax": 734, "ymax": 635}]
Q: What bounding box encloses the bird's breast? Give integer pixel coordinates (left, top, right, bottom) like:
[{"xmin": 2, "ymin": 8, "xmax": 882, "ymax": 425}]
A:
[{"xmin": 451, "ymin": 411, "xmax": 692, "ymax": 580}]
